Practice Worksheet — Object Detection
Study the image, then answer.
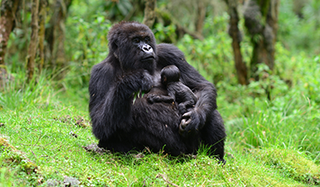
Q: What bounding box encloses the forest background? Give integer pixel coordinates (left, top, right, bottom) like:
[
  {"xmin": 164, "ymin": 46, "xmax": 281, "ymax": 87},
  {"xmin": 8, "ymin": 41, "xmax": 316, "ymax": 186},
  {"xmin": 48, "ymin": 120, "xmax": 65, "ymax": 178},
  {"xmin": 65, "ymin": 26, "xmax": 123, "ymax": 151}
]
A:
[{"xmin": 0, "ymin": 0, "xmax": 320, "ymax": 186}]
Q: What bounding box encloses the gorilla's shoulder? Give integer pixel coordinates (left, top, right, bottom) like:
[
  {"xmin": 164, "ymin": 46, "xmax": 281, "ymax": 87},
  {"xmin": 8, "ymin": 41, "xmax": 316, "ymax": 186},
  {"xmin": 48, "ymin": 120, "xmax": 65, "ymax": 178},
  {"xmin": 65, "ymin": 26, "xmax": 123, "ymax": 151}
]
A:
[
  {"xmin": 91, "ymin": 58, "xmax": 116, "ymax": 76},
  {"xmin": 156, "ymin": 43, "xmax": 185, "ymax": 60}
]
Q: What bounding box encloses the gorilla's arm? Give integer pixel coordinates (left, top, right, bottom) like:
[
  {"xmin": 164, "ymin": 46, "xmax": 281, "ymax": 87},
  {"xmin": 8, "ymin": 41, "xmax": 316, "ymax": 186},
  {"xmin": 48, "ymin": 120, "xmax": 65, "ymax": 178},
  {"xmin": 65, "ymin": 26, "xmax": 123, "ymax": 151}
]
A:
[
  {"xmin": 89, "ymin": 58, "xmax": 153, "ymax": 140},
  {"xmin": 157, "ymin": 44, "xmax": 217, "ymax": 133}
]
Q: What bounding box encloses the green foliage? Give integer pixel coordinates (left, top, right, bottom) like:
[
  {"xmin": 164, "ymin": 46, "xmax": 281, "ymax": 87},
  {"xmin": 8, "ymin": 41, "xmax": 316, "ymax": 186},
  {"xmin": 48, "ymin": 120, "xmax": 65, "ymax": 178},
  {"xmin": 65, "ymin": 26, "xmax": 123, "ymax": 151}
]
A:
[
  {"xmin": 278, "ymin": 0, "xmax": 320, "ymax": 53},
  {"xmin": 219, "ymin": 47, "xmax": 320, "ymax": 162},
  {"xmin": 202, "ymin": 12, "xmax": 230, "ymax": 37},
  {"xmin": 105, "ymin": 0, "xmax": 133, "ymax": 19},
  {"xmin": 177, "ymin": 33, "xmax": 235, "ymax": 85},
  {"xmin": 64, "ymin": 14, "xmax": 112, "ymax": 95},
  {"xmin": 153, "ymin": 23, "xmax": 177, "ymax": 43},
  {"xmin": 298, "ymin": 56, "xmax": 320, "ymax": 103}
]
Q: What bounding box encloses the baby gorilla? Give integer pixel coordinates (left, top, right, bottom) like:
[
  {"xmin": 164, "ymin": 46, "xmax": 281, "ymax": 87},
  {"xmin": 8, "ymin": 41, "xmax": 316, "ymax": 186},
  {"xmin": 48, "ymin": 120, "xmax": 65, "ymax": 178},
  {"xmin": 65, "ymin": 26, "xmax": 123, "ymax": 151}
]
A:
[{"xmin": 148, "ymin": 65, "xmax": 198, "ymax": 114}]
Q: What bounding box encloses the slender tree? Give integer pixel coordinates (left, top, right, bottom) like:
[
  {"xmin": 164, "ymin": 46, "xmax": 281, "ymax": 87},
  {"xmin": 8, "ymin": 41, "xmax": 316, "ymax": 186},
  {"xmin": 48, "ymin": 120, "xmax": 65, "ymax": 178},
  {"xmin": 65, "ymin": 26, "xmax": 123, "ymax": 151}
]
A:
[
  {"xmin": 38, "ymin": 0, "xmax": 47, "ymax": 74},
  {"xmin": 225, "ymin": 0, "xmax": 248, "ymax": 85},
  {"xmin": 195, "ymin": 0, "xmax": 206, "ymax": 34},
  {"xmin": 142, "ymin": 0, "xmax": 156, "ymax": 28},
  {"xmin": 27, "ymin": 0, "xmax": 40, "ymax": 82},
  {"xmin": 46, "ymin": 0, "xmax": 72, "ymax": 80},
  {"xmin": 225, "ymin": 0, "xmax": 279, "ymax": 83},
  {"xmin": 0, "ymin": 0, "xmax": 20, "ymax": 85},
  {"xmin": 0, "ymin": 0, "xmax": 20, "ymax": 66}
]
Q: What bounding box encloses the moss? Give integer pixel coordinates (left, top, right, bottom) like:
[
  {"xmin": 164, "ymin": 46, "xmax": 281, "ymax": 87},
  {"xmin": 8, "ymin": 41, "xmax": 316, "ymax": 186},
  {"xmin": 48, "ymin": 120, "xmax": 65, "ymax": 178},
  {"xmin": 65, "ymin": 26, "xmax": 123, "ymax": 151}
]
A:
[
  {"xmin": 0, "ymin": 137, "xmax": 15, "ymax": 149},
  {"xmin": 0, "ymin": 137, "xmax": 38, "ymax": 174},
  {"xmin": 253, "ymin": 148, "xmax": 320, "ymax": 185}
]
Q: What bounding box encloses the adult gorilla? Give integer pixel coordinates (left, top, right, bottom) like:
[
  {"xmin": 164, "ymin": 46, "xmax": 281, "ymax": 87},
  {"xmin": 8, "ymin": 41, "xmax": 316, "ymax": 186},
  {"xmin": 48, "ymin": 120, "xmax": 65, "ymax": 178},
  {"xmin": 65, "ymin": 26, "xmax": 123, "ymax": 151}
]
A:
[{"xmin": 89, "ymin": 21, "xmax": 226, "ymax": 162}]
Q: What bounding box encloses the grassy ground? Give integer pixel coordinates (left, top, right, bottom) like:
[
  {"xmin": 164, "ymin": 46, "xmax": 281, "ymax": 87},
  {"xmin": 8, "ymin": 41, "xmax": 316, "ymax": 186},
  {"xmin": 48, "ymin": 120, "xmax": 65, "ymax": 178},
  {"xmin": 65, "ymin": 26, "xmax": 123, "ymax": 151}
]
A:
[
  {"xmin": 1, "ymin": 81, "xmax": 319, "ymax": 186},
  {"xmin": 1, "ymin": 55, "xmax": 320, "ymax": 186}
]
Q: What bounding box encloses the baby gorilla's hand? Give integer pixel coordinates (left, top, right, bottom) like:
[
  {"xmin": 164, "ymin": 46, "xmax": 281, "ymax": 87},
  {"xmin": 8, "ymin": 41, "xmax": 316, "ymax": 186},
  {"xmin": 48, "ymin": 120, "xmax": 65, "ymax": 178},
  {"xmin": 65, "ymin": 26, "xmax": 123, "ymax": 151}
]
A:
[
  {"xmin": 147, "ymin": 94, "xmax": 161, "ymax": 103},
  {"xmin": 147, "ymin": 94, "xmax": 174, "ymax": 104},
  {"xmin": 178, "ymin": 103, "xmax": 187, "ymax": 114},
  {"xmin": 147, "ymin": 94, "xmax": 156, "ymax": 103}
]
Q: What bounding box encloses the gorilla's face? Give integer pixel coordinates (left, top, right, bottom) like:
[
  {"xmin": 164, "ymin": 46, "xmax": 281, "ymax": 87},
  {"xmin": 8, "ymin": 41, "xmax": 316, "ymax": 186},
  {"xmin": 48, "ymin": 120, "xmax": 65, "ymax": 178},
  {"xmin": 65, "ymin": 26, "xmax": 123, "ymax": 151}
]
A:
[
  {"xmin": 132, "ymin": 36, "xmax": 155, "ymax": 63},
  {"xmin": 107, "ymin": 22, "xmax": 156, "ymax": 73}
]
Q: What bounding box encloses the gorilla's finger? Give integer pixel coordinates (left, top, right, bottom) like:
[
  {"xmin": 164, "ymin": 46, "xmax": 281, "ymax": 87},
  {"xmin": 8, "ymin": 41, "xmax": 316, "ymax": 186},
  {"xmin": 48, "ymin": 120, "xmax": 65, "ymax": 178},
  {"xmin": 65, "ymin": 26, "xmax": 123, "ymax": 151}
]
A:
[
  {"xmin": 179, "ymin": 118, "xmax": 188, "ymax": 128},
  {"xmin": 183, "ymin": 118, "xmax": 192, "ymax": 127},
  {"xmin": 182, "ymin": 111, "xmax": 192, "ymax": 119}
]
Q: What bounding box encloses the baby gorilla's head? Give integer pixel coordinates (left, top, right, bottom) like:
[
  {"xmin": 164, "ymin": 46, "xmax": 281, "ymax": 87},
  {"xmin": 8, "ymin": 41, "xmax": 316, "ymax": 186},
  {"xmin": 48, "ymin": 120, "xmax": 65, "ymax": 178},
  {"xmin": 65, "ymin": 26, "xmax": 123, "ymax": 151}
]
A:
[{"xmin": 160, "ymin": 65, "xmax": 180, "ymax": 85}]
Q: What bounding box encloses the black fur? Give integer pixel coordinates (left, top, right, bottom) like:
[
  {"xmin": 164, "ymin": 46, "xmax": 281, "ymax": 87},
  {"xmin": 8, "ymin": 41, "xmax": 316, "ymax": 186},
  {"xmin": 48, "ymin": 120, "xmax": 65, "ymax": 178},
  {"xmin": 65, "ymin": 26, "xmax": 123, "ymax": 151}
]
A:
[{"xmin": 89, "ymin": 21, "xmax": 226, "ymax": 162}]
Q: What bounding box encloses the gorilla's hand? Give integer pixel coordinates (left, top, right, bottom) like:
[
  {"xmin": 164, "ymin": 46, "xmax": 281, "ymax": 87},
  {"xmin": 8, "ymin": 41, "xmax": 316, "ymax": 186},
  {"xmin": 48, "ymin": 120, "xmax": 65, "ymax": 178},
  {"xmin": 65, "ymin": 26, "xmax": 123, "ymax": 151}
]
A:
[
  {"xmin": 131, "ymin": 70, "xmax": 154, "ymax": 104},
  {"xmin": 140, "ymin": 70, "xmax": 154, "ymax": 92},
  {"xmin": 178, "ymin": 103, "xmax": 187, "ymax": 114},
  {"xmin": 179, "ymin": 108, "xmax": 205, "ymax": 137}
]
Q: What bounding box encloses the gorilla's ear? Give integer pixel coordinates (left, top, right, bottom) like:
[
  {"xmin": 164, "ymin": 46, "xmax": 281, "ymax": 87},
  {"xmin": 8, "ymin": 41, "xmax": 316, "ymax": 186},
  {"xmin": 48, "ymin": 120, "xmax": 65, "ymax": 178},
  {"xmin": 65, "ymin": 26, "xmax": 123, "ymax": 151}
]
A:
[
  {"xmin": 113, "ymin": 51, "xmax": 119, "ymax": 59},
  {"xmin": 110, "ymin": 41, "xmax": 119, "ymax": 59}
]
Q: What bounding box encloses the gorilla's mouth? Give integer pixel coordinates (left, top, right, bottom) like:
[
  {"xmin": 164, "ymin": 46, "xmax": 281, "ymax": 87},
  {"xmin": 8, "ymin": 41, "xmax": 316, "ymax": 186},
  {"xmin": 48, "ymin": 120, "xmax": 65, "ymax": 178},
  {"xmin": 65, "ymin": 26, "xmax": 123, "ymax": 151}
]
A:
[{"xmin": 141, "ymin": 56, "xmax": 155, "ymax": 62}]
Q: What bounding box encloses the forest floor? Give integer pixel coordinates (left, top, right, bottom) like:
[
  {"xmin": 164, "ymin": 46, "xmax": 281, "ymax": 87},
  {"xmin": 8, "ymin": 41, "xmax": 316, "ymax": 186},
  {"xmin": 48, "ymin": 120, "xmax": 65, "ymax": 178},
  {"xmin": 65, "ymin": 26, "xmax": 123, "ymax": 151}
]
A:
[{"xmin": 0, "ymin": 77, "xmax": 319, "ymax": 186}]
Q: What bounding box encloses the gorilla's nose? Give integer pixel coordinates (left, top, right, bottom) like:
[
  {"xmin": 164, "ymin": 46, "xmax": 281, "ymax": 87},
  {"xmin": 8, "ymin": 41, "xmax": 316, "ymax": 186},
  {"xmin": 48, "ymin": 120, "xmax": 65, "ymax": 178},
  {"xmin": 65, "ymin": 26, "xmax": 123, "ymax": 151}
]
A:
[{"xmin": 142, "ymin": 44, "xmax": 153, "ymax": 54}]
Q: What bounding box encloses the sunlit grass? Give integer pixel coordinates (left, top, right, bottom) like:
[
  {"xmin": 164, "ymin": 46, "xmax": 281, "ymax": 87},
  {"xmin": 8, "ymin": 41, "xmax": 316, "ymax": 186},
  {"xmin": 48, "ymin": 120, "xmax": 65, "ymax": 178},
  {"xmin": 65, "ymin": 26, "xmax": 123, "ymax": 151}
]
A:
[
  {"xmin": 1, "ymin": 68, "xmax": 319, "ymax": 186},
  {"xmin": 1, "ymin": 40, "xmax": 319, "ymax": 186}
]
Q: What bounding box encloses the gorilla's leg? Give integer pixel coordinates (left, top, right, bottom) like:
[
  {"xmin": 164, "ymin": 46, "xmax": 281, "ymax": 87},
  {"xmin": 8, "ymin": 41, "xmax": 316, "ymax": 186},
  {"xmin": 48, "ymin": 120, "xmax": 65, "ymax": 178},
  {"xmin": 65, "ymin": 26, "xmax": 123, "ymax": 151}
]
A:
[{"xmin": 97, "ymin": 130, "xmax": 144, "ymax": 153}]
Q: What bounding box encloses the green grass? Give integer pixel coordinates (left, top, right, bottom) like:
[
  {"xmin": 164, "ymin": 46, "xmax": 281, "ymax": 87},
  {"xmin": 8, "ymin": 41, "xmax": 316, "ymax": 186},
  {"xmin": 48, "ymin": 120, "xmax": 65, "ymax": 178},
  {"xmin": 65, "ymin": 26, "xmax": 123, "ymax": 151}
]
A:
[
  {"xmin": 1, "ymin": 48, "xmax": 320, "ymax": 186},
  {"xmin": 1, "ymin": 70, "xmax": 320, "ymax": 186}
]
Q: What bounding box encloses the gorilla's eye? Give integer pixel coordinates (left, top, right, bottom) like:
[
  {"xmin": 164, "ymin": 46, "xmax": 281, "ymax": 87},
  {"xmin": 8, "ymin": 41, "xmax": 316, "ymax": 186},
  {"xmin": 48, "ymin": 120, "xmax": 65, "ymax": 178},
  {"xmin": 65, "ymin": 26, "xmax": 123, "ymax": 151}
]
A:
[
  {"xmin": 132, "ymin": 38, "xmax": 140, "ymax": 44},
  {"xmin": 145, "ymin": 37, "xmax": 151, "ymax": 43}
]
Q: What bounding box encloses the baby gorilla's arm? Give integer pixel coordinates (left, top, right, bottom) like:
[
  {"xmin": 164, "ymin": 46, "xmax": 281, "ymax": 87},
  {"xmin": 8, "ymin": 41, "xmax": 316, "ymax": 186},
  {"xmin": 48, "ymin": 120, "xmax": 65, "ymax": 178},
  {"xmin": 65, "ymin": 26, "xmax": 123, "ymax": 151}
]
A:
[
  {"xmin": 147, "ymin": 94, "xmax": 174, "ymax": 104},
  {"xmin": 171, "ymin": 82, "xmax": 197, "ymax": 114}
]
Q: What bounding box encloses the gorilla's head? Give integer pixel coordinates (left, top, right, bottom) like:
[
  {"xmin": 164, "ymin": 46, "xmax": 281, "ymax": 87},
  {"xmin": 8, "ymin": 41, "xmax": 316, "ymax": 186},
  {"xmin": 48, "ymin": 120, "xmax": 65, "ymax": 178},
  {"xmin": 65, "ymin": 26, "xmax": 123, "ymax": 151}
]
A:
[
  {"xmin": 160, "ymin": 65, "xmax": 180, "ymax": 85},
  {"xmin": 107, "ymin": 21, "xmax": 157, "ymax": 73}
]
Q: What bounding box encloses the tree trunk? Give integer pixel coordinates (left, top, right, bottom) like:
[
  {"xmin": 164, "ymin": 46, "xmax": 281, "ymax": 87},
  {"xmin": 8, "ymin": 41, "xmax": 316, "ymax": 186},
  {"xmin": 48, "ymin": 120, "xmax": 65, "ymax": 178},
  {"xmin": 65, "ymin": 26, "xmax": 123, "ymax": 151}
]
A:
[
  {"xmin": 195, "ymin": 0, "xmax": 206, "ymax": 35},
  {"xmin": 0, "ymin": 0, "xmax": 20, "ymax": 87},
  {"xmin": 38, "ymin": 0, "xmax": 47, "ymax": 74},
  {"xmin": 244, "ymin": 0, "xmax": 279, "ymax": 80},
  {"xmin": 26, "ymin": 0, "xmax": 40, "ymax": 82},
  {"xmin": 46, "ymin": 0, "xmax": 72, "ymax": 80},
  {"xmin": 225, "ymin": 0, "xmax": 248, "ymax": 85},
  {"xmin": 155, "ymin": 9, "xmax": 204, "ymax": 41},
  {"xmin": 142, "ymin": 0, "xmax": 156, "ymax": 28},
  {"xmin": 0, "ymin": 0, "xmax": 20, "ymax": 66},
  {"xmin": 266, "ymin": 0, "xmax": 279, "ymax": 70}
]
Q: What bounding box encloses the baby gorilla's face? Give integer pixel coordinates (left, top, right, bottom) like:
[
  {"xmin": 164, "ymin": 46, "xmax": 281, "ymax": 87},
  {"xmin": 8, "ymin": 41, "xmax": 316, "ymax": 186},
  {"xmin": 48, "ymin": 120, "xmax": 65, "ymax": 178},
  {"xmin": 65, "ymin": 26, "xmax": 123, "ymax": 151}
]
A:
[{"xmin": 160, "ymin": 65, "xmax": 181, "ymax": 85}]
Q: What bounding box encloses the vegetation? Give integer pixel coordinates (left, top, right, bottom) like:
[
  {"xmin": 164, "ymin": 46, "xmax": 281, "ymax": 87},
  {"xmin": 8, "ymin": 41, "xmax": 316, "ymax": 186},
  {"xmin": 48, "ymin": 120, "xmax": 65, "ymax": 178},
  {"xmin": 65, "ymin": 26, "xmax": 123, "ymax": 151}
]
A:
[{"xmin": 1, "ymin": 0, "xmax": 320, "ymax": 186}]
